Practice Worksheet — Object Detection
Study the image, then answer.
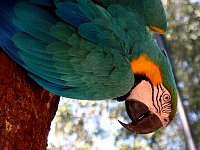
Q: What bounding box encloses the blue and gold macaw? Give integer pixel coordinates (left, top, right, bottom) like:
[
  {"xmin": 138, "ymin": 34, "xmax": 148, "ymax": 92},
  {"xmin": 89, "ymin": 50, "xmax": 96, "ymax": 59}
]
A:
[{"xmin": 0, "ymin": 0, "xmax": 177, "ymax": 134}]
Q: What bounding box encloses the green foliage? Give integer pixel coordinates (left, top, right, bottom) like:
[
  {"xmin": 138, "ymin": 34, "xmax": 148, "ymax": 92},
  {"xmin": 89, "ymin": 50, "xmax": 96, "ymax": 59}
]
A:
[{"xmin": 165, "ymin": 0, "xmax": 200, "ymax": 146}]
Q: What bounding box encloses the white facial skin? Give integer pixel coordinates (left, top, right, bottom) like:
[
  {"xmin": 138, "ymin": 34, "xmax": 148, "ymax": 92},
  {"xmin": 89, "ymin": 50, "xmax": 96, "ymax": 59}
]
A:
[{"xmin": 126, "ymin": 80, "xmax": 172, "ymax": 127}]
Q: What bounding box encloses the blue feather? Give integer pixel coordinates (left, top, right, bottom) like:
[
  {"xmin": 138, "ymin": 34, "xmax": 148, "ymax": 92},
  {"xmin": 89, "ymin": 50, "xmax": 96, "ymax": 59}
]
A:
[
  {"xmin": 78, "ymin": 23, "xmax": 100, "ymax": 43},
  {"xmin": 0, "ymin": 0, "xmax": 76, "ymax": 94},
  {"xmin": 56, "ymin": 2, "xmax": 90, "ymax": 27},
  {"xmin": 0, "ymin": 1, "xmax": 24, "ymax": 66},
  {"xmin": 29, "ymin": 74, "xmax": 75, "ymax": 93},
  {"xmin": 29, "ymin": 0, "xmax": 53, "ymax": 7}
]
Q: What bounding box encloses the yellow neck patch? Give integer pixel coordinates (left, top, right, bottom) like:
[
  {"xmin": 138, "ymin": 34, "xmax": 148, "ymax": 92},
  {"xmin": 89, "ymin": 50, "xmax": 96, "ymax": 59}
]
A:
[
  {"xmin": 131, "ymin": 55, "xmax": 162, "ymax": 85},
  {"xmin": 149, "ymin": 26, "xmax": 165, "ymax": 34}
]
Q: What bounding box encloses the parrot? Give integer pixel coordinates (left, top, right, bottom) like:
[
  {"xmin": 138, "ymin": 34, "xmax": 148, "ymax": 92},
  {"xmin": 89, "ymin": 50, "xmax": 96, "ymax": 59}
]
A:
[{"xmin": 0, "ymin": 0, "xmax": 177, "ymax": 134}]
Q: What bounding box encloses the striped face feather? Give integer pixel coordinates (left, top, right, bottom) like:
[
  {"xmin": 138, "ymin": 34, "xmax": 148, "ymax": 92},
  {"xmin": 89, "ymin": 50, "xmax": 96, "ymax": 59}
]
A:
[
  {"xmin": 153, "ymin": 83, "xmax": 172, "ymax": 126},
  {"xmin": 118, "ymin": 79, "xmax": 172, "ymax": 134}
]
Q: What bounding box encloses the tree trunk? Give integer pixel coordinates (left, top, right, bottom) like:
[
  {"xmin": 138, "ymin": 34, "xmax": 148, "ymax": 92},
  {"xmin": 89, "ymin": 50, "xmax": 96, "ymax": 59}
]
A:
[{"xmin": 0, "ymin": 50, "xmax": 60, "ymax": 150}]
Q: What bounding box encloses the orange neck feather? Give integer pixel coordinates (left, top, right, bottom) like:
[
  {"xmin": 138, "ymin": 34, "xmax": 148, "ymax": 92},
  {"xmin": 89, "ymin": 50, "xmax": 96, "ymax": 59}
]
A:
[{"xmin": 130, "ymin": 55, "xmax": 162, "ymax": 86}]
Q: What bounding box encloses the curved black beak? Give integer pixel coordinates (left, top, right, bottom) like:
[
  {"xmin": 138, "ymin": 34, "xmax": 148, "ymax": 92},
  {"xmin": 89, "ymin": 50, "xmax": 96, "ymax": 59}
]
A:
[{"xmin": 119, "ymin": 100, "xmax": 163, "ymax": 134}]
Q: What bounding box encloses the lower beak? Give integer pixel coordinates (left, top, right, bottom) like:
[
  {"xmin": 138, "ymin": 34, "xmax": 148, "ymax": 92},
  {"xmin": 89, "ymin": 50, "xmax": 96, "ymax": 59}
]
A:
[{"xmin": 119, "ymin": 100, "xmax": 163, "ymax": 134}]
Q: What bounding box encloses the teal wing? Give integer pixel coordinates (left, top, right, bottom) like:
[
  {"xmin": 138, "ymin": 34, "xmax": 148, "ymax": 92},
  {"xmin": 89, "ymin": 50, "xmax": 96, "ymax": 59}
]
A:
[
  {"xmin": 10, "ymin": 0, "xmax": 143, "ymax": 100},
  {"xmin": 94, "ymin": 0, "xmax": 167, "ymax": 32}
]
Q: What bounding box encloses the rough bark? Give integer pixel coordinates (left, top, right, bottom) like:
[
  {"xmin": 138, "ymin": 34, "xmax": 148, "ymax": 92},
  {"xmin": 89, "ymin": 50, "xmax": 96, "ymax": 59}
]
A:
[{"xmin": 0, "ymin": 50, "xmax": 60, "ymax": 150}]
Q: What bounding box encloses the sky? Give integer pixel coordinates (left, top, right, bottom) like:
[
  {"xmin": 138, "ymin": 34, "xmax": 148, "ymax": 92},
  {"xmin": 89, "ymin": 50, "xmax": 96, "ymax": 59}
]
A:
[{"xmin": 47, "ymin": 98, "xmax": 124, "ymax": 150}]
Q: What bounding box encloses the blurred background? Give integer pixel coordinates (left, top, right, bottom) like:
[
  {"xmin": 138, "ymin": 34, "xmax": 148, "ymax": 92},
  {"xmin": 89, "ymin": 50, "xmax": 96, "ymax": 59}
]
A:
[{"xmin": 47, "ymin": 0, "xmax": 200, "ymax": 149}]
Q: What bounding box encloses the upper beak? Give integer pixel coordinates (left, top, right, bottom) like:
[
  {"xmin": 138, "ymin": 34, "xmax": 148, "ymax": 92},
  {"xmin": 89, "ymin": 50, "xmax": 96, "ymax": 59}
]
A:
[{"xmin": 119, "ymin": 100, "xmax": 163, "ymax": 134}]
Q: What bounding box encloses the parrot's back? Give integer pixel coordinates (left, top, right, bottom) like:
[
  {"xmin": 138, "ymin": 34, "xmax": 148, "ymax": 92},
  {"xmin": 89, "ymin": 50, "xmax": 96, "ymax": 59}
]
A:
[
  {"xmin": 0, "ymin": 0, "xmax": 175, "ymax": 103},
  {"xmin": 0, "ymin": 0, "xmax": 135, "ymax": 99}
]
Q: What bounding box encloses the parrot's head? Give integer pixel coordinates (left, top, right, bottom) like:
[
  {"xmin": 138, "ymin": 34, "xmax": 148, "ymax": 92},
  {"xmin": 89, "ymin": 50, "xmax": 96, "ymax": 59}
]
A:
[
  {"xmin": 115, "ymin": 0, "xmax": 177, "ymax": 134},
  {"xmin": 117, "ymin": 45, "xmax": 177, "ymax": 134}
]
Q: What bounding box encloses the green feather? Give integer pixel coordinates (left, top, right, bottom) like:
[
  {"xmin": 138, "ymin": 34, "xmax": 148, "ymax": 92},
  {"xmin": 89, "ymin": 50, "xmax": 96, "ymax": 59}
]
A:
[
  {"xmin": 136, "ymin": 0, "xmax": 167, "ymax": 32},
  {"xmin": 98, "ymin": 0, "xmax": 167, "ymax": 32}
]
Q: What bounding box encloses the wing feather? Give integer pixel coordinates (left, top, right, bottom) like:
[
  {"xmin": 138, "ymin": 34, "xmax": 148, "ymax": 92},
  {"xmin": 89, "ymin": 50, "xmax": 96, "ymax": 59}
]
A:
[{"xmin": 3, "ymin": 0, "xmax": 137, "ymax": 99}]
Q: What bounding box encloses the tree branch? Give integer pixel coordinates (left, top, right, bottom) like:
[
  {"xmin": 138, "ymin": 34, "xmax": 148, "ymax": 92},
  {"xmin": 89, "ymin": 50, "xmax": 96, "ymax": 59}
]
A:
[{"xmin": 0, "ymin": 50, "xmax": 60, "ymax": 150}]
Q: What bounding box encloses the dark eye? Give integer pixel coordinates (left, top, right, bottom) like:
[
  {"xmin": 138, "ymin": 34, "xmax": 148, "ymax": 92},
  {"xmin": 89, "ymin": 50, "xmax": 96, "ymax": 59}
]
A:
[{"xmin": 163, "ymin": 94, "xmax": 171, "ymax": 102}]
